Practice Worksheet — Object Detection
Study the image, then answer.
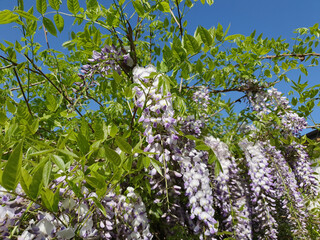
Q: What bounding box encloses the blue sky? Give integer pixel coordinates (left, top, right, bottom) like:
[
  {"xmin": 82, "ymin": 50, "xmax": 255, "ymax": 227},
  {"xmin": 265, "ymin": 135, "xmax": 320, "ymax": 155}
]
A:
[{"xmin": 1, "ymin": 0, "xmax": 320, "ymax": 133}]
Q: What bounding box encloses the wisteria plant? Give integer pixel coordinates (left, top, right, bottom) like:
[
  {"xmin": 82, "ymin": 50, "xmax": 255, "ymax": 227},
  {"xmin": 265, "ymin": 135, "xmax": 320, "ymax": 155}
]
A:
[{"xmin": 1, "ymin": 0, "xmax": 320, "ymax": 239}]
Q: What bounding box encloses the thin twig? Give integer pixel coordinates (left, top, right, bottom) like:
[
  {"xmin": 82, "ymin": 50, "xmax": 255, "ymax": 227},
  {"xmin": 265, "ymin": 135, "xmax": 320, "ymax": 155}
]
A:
[
  {"xmin": 260, "ymin": 53, "xmax": 320, "ymax": 60},
  {"xmin": 210, "ymin": 95, "xmax": 246, "ymax": 118},
  {"xmin": 306, "ymin": 125, "xmax": 320, "ymax": 129},
  {"xmin": 10, "ymin": 80, "xmax": 46, "ymax": 91},
  {"xmin": 23, "ymin": 54, "xmax": 84, "ymax": 118},
  {"xmin": 0, "ymin": 64, "xmax": 13, "ymax": 70},
  {"xmin": 12, "ymin": 67, "xmax": 33, "ymax": 118},
  {"xmin": 175, "ymin": 0, "xmax": 183, "ymax": 38},
  {"xmin": 42, "ymin": 23, "xmax": 51, "ymax": 50}
]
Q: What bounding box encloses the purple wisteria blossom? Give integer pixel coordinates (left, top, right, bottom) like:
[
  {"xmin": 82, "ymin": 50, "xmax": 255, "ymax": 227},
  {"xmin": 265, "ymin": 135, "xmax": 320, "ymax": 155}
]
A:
[
  {"xmin": 205, "ymin": 136, "xmax": 252, "ymax": 239},
  {"xmin": 239, "ymin": 139, "xmax": 278, "ymax": 239},
  {"xmin": 261, "ymin": 142, "xmax": 310, "ymax": 238},
  {"xmin": 79, "ymin": 45, "xmax": 133, "ymax": 79},
  {"xmin": 286, "ymin": 142, "xmax": 318, "ymax": 195},
  {"xmin": 179, "ymin": 149, "xmax": 218, "ymax": 238},
  {"xmin": 193, "ymin": 86, "xmax": 210, "ymax": 110}
]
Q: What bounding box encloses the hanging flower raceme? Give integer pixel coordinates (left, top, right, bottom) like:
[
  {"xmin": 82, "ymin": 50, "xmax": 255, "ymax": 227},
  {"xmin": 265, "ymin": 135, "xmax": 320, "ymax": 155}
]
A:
[
  {"xmin": 239, "ymin": 139, "xmax": 278, "ymax": 239},
  {"xmin": 176, "ymin": 117, "xmax": 218, "ymax": 238},
  {"xmin": 205, "ymin": 136, "xmax": 252, "ymax": 239},
  {"xmin": 285, "ymin": 142, "xmax": 318, "ymax": 195},
  {"xmin": 79, "ymin": 45, "xmax": 133, "ymax": 79},
  {"xmin": 261, "ymin": 142, "xmax": 310, "ymax": 238},
  {"xmin": 247, "ymin": 85, "xmax": 318, "ymax": 196}
]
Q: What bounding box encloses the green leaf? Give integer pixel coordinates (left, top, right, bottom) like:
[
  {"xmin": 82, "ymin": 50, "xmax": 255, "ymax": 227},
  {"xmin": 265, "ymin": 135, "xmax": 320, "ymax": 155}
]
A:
[
  {"xmin": 43, "ymin": 17, "xmax": 57, "ymax": 37},
  {"xmin": 77, "ymin": 132, "xmax": 90, "ymax": 155},
  {"xmin": 20, "ymin": 167, "xmax": 32, "ymax": 195},
  {"xmin": 41, "ymin": 187, "xmax": 59, "ymax": 212},
  {"xmin": 273, "ymin": 65, "xmax": 280, "ymax": 74},
  {"xmin": 197, "ymin": 26, "xmax": 213, "ymax": 46},
  {"xmin": 48, "ymin": 0, "xmax": 61, "ymax": 10},
  {"xmin": 0, "ymin": 10, "xmax": 19, "ymax": 24},
  {"xmin": 264, "ymin": 69, "xmax": 272, "ymax": 78},
  {"xmin": 183, "ymin": 34, "xmax": 200, "ymax": 54},
  {"xmin": 115, "ymin": 137, "xmax": 132, "ymax": 154},
  {"xmin": 90, "ymin": 196, "xmax": 107, "ymax": 217},
  {"xmin": 42, "ymin": 161, "xmax": 52, "ymax": 187},
  {"xmin": 14, "ymin": 10, "xmax": 38, "ymax": 21},
  {"xmin": 2, "ymin": 141, "xmax": 23, "ymax": 191},
  {"xmin": 132, "ymin": 0, "xmax": 144, "ymax": 16},
  {"xmin": 29, "ymin": 164, "xmax": 44, "ymax": 199},
  {"xmin": 225, "ymin": 34, "xmax": 245, "ymax": 41},
  {"xmin": 36, "ymin": 0, "xmax": 47, "ymax": 15},
  {"xmin": 150, "ymin": 158, "xmax": 163, "ymax": 176},
  {"xmin": 67, "ymin": 180, "xmax": 84, "ymax": 198},
  {"xmin": 51, "ymin": 154, "xmax": 65, "ymax": 172},
  {"xmin": 104, "ymin": 146, "xmax": 122, "ymax": 166},
  {"xmin": 60, "ymin": 110, "xmax": 77, "ymax": 118},
  {"xmin": 142, "ymin": 156, "xmax": 150, "ymax": 168},
  {"xmin": 109, "ymin": 123, "xmax": 118, "ymax": 138},
  {"xmin": 67, "ymin": 0, "xmax": 80, "ymax": 15},
  {"xmin": 113, "ymin": 71, "xmax": 122, "ymax": 84},
  {"xmin": 195, "ymin": 144, "xmax": 210, "ymax": 151},
  {"xmin": 28, "ymin": 118, "xmax": 39, "ymax": 135},
  {"xmin": 6, "ymin": 100, "xmax": 16, "ymax": 113},
  {"xmin": 206, "ymin": 0, "xmax": 214, "ymax": 5},
  {"xmin": 54, "ymin": 14, "xmax": 64, "ymax": 32},
  {"xmin": 159, "ymin": 2, "xmax": 170, "ymax": 12}
]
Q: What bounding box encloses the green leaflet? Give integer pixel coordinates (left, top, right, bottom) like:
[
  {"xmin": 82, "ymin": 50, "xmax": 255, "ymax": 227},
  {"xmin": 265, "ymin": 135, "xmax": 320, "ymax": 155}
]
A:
[
  {"xmin": 43, "ymin": 17, "xmax": 57, "ymax": 37},
  {"xmin": 115, "ymin": 137, "xmax": 132, "ymax": 154},
  {"xmin": 36, "ymin": 0, "xmax": 47, "ymax": 15},
  {"xmin": 2, "ymin": 141, "xmax": 23, "ymax": 191},
  {"xmin": 104, "ymin": 146, "xmax": 121, "ymax": 166},
  {"xmin": 0, "ymin": 10, "xmax": 19, "ymax": 24},
  {"xmin": 183, "ymin": 34, "xmax": 200, "ymax": 55},
  {"xmin": 67, "ymin": 0, "xmax": 80, "ymax": 15},
  {"xmin": 48, "ymin": 0, "xmax": 61, "ymax": 10},
  {"xmin": 14, "ymin": 10, "xmax": 39, "ymax": 21},
  {"xmin": 54, "ymin": 14, "xmax": 64, "ymax": 33}
]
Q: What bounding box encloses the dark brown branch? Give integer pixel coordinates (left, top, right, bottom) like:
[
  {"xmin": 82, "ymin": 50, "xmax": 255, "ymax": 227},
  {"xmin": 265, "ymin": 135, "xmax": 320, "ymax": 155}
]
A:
[
  {"xmin": 86, "ymin": 91, "xmax": 104, "ymax": 108},
  {"xmin": 12, "ymin": 67, "xmax": 33, "ymax": 117},
  {"xmin": 175, "ymin": 0, "xmax": 183, "ymax": 38},
  {"xmin": 0, "ymin": 55, "xmax": 18, "ymax": 66}
]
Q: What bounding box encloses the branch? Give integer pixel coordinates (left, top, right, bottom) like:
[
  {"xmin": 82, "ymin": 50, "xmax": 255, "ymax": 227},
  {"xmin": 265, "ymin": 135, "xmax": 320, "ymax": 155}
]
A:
[
  {"xmin": 0, "ymin": 64, "xmax": 14, "ymax": 70},
  {"xmin": 12, "ymin": 67, "xmax": 33, "ymax": 118},
  {"xmin": 210, "ymin": 95, "xmax": 246, "ymax": 118},
  {"xmin": 175, "ymin": 0, "xmax": 183, "ymax": 38},
  {"xmin": 260, "ymin": 52, "xmax": 320, "ymax": 61},
  {"xmin": 10, "ymin": 80, "xmax": 46, "ymax": 91},
  {"xmin": 0, "ymin": 55, "xmax": 18, "ymax": 66},
  {"xmin": 305, "ymin": 125, "xmax": 320, "ymax": 129},
  {"xmin": 23, "ymin": 54, "xmax": 84, "ymax": 118}
]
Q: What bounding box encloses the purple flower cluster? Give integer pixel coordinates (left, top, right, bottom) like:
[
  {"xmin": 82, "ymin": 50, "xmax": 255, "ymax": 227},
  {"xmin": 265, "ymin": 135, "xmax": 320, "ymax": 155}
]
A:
[
  {"xmin": 239, "ymin": 139, "xmax": 278, "ymax": 239},
  {"xmin": 261, "ymin": 142, "xmax": 310, "ymax": 237},
  {"xmin": 247, "ymin": 86, "xmax": 306, "ymax": 137},
  {"xmin": 179, "ymin": 149, "xmax": 218, "ymax": 238},
  {"xmin": 79, "ymin": 45, "xmax": 133, "ymax": 79},
  {"xmin": 205, "ymin": 136, "xmax": 252, "ymax": 239},
  {"xmin": 5, "ymin": 185, "xmax": 152, "ymax": 239},
  {"xmin": 286, "ymin": 142, "xmax": 318, "ymax": 195},
  {"xmin": 193, "ymin": 86, "xmax": 210, "ymax": 110}
]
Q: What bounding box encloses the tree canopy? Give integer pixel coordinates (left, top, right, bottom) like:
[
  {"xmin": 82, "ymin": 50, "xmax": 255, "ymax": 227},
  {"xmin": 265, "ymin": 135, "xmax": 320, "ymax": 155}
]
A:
[{"xmin": 0, "ymin": 0, "xmax": 320, "ymax": 239}]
